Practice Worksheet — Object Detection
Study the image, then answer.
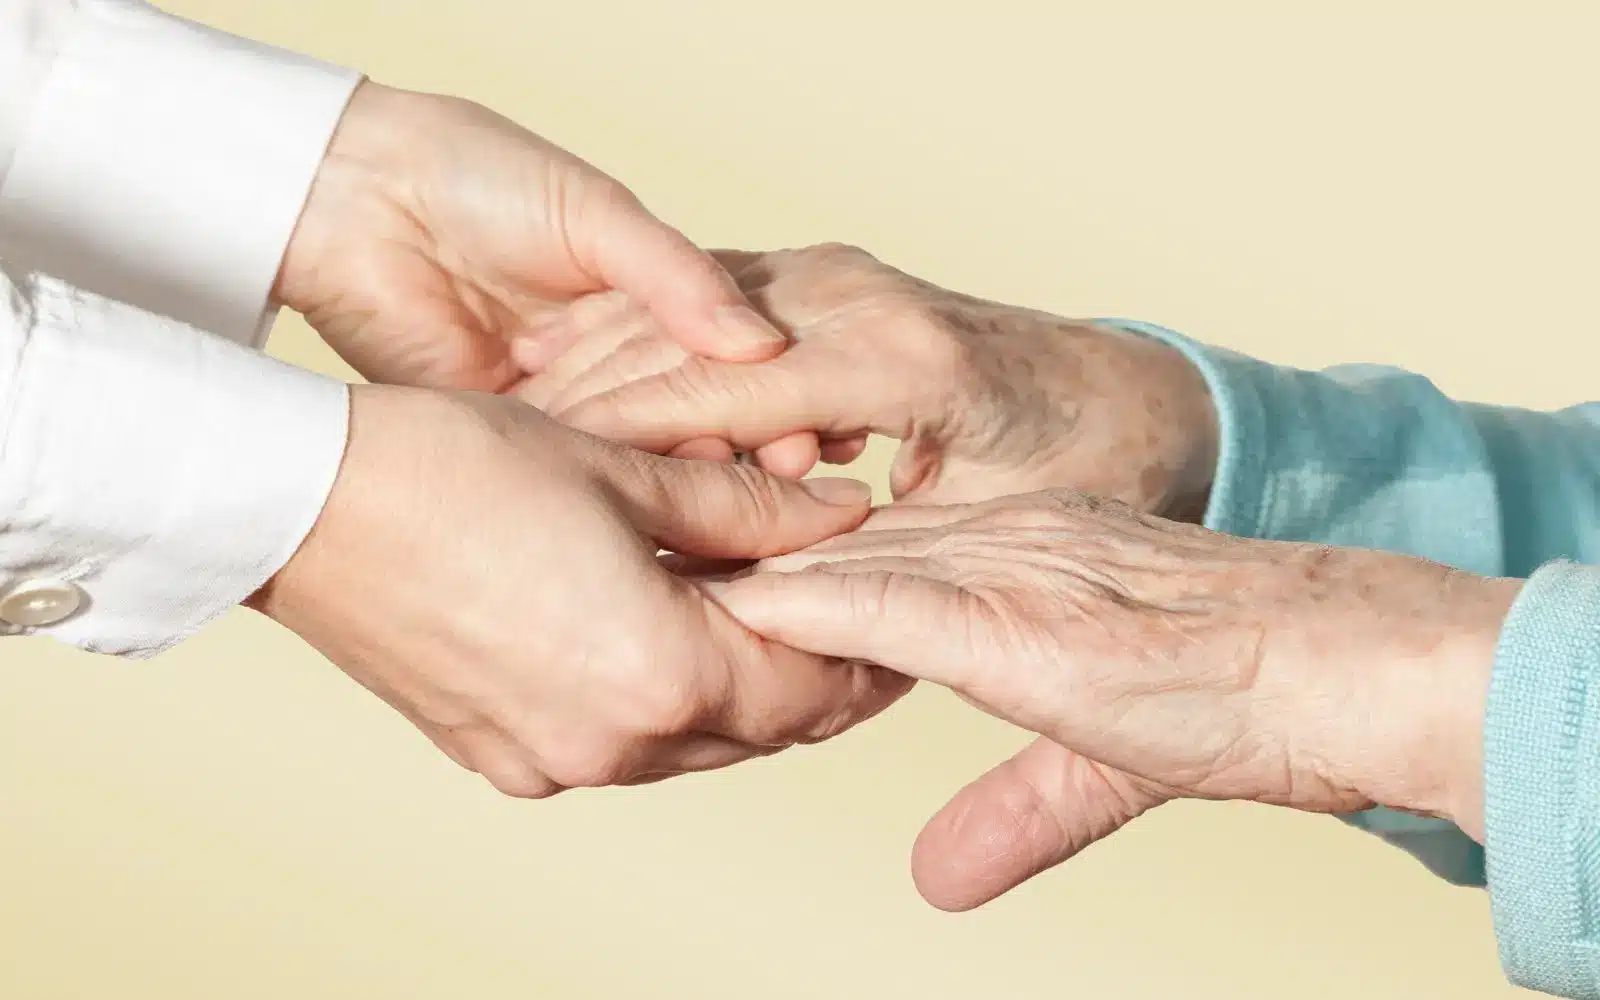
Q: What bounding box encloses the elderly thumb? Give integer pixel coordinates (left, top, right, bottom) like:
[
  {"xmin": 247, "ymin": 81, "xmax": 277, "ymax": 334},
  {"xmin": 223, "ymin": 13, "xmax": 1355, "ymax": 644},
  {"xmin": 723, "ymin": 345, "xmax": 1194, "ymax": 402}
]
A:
[{"xmin": 910, "ymin": 737, "xmax": 1166, "ymax": 911}]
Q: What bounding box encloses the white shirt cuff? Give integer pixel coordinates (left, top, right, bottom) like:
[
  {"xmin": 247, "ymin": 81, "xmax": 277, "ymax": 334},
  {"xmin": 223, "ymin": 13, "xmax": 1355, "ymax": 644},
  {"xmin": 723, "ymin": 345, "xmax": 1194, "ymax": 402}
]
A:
[
  {"xmin": 0, "ymin": 270, "xmax": 349, "ymax": 657},
  {"xmin": 0, "ymin": 0, "xmax": 361, "ymax": 347}
]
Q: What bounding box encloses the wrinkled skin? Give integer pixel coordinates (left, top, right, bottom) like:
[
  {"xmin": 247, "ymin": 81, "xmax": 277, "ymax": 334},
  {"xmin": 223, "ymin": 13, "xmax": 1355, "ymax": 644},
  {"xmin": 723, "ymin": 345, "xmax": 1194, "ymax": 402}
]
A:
[
  {"xmin": 513, "ymin": 244, "xmax": 1235, "ymax": 906},
  {"xmin": 708, "ymin": 492, "xmax": 1518, "ymax": 910},
  {"xmin": 514, "ymin": 244, "xmax": 1218, "ymax": 515}
]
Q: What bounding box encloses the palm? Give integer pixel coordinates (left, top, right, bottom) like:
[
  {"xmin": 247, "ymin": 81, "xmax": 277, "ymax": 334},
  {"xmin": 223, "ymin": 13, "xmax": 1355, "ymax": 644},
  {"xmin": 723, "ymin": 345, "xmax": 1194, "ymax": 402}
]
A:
[
  {"xmin": 276, "ymin": 84, "xmax": 774, "ymax": 396},
  {"xmin": 286, "ymin": 122, "xmax": 609, "ymax": 391}
]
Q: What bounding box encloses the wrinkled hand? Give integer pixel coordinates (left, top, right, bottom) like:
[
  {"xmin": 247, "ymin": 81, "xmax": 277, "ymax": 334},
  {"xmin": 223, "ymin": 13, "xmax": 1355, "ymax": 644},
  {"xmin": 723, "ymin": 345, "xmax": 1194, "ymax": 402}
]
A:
[
  {"xmin": 706, "ymin": 492, "xmax": 1518, "ymax": 908},
  {"xmin": 515, "ymin": 244, "xmax": 1216, "ymax": 513},
  {"xmin": 274, "ymin": 82, "xmax": 792, "ymax": 390},
  {"xmin": 250, "ymin": 384, "xmax": 909, "ymax": 797}
]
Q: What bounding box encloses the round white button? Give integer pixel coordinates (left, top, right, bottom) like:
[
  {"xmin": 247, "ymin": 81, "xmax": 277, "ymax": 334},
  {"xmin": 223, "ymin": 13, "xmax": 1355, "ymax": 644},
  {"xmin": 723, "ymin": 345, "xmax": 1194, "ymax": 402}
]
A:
[{"xmin": 0, "ymin": 580, "xmax": 85, "ymax": 628}]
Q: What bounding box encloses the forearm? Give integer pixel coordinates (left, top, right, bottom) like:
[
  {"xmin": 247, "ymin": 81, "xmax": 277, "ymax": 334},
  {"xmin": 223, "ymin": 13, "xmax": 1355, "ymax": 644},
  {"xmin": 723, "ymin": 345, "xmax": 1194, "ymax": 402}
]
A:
[
  {"xmin": 1105, "ymin": 321, "xmax": 1514, "ymax": 881},
  {"xmin": 1113, "ymin": 319, "xmax": 1600, "ymax": 995}
]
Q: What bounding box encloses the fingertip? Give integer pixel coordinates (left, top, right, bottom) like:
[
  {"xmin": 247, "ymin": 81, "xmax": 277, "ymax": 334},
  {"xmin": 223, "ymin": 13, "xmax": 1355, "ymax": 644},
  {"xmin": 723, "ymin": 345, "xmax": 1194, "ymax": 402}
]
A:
[
  {"xmin": 670, "ymin": 437, "xmax": 738, "ymax": 463},
  {"xmin": 910, "ymin": 780, "xmax": 1043, "ymax": 912},
  {"xmin": 755, "ymin": 432, "xmax": 822, "ymax": 479},
  {"xmin": 694, "ymin": 304, "xmax": 789, "ymax": 362},
  {"xmin": 798, "ymin": 476, "xmax": 874, "ymax": 508},
  {"xmin": 819, "ymin": 434, "xmax": 871, "ymax": 467}
]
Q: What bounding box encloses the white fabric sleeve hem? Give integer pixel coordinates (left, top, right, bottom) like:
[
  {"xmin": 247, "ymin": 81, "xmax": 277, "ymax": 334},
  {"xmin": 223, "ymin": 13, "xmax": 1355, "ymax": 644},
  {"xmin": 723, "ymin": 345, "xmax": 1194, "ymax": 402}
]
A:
[
  {"xmin": 0, "ymin": 1, "xmax": 78, "ymax": 185},
  {"xmin": 0, "ymin": 270, "xmax": 349, "ymax": 657},
  {"xmin": 0, "ymin": 0, "xmax": 361, "ymax": 347}
]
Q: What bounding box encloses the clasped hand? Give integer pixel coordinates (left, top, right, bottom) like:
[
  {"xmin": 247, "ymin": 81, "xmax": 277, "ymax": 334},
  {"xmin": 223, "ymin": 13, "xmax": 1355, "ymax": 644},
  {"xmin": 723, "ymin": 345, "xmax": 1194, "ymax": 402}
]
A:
[
  {"xmin": 515, "ymin": 243, "xmax": 1517, "ymax": 911},
  {"xmin": 254, "ymin": 77, "xmax": 1515, "ymax": 916}
]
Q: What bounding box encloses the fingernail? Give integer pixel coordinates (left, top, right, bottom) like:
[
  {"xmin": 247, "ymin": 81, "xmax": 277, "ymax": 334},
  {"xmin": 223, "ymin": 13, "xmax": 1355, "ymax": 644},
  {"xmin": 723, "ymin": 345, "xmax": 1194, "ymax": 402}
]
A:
[
  {"xmin": 802, "ymin": 477, "xmax": 873, "ymax": 506},
  {"xmin": 714, "ymin": 305, "xmax": 788, "ymax": 357}
]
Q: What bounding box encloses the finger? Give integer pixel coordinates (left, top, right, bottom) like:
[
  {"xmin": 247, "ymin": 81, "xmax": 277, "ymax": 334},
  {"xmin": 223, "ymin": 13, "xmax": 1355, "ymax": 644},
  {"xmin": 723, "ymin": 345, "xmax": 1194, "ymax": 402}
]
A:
[
  {"xmin": 853, "ymin": 501, "xmax": 979, "ymax": 533},
  {"xmin": 508, "ymin": 290, "xmax": 637, "ymax": 383},
  {"xmin": 561, "ymin": 351, "xmax": 881, "ymax": 456},
  {"xmin": 910, "ymin": 738, "xmax": 1166, "ymax": 911},
  {"xmin": 514, "ymin": 304, "xmax": 682, "ymax": 413},
  {"xmin": 709, "ymin": 636, "xmax": 916, "ymax": 747},
  {"xmin": 819, "ymin": 434, "xmax": 870, "ymax": 467},
  {"xmin": 580, "ymin": 189, "xmax": 789, "ymax": 362},
  {"xmin": 755, "ymin": 525, "xmax": 962, "ymax": 574},
  {"xmin": 704, "ymin": 564, "xmax": 979, "ymax": 689},
  {"xmin": 669, "ymin": 437, "xmax": 738, "ymax": 463},
  {"xmin": 753, "ymin": 432, "xmax": 822, "ymax": 479},
  {"xmin": 448, "ymin": 725, "xmax": 564, "ymax": 800},
  {"xmin": 597, "ymin": 448, "xmax": 874, "ymax": 559}
]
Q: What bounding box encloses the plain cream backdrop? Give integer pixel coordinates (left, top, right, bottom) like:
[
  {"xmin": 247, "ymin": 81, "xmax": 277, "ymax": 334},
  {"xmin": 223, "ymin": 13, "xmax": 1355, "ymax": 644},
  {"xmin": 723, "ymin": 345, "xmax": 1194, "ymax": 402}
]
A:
[{"xmin": 2, "ymin": 2, "xmax": 1593, "ymax": 997}]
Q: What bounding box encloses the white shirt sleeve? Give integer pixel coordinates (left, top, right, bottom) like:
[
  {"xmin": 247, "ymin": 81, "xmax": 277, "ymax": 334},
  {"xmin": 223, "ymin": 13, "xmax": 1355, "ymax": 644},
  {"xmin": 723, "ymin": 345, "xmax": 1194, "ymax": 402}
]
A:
[
  {"xmin": 0, "ymin": 264, "xmax": 349, "ymax": 656},
  {"xmin": 0, "ymin": 1, "xmax": 364, "ymax": 655},
  {"xmin": 0, "ymin": 0, "xmax": 361, "ymax": 346}
]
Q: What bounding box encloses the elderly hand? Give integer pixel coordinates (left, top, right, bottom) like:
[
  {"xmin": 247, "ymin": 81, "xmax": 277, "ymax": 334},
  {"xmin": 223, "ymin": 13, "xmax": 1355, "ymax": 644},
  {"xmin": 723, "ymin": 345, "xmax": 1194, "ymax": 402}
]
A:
[
  {"xmin": 273, "ymin": 82, "xmax": 796, "ymax": 390},
  {"xmin": 250, "ymin": 384, "xmax": 908, "ymax": 797},
  {"xmin": 704, "ymin": 492, "xmax": 1520, "ymax": 908},
  {"xmin": 514, "ymin": 244, "xmax": 1217, "ymax": 514}
]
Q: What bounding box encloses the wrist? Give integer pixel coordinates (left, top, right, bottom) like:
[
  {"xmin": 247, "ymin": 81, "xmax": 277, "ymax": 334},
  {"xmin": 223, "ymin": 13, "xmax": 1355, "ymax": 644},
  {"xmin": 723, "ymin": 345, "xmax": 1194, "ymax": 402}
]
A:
[
  {"xmin": 1424, "ymin": 574, "xmax": 1521, "ymax": 840},
  {"xmin": 1090, "ymin": 325, "xmax": 1219, "ymax": 521},
  {"xmin": 1340, "ymin": 565, "xmax": 1519, "ymax": 840},
  {"xmin": 249, "ymin": 382, "xmax": 418, "ymax": 620},
  {"xmin": 273, "ymin": 81, "xmax": 423, "ymax": 315},
  {"xmin": 1155, "ymin": 343, "xmax": 1219, "ymax": 523}
]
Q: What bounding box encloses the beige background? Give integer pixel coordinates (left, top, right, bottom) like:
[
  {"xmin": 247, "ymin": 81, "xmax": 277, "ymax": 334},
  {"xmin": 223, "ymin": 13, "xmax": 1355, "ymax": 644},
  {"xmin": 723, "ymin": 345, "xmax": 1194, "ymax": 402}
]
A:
[{"xmin": 3, "ymin": 2, "xmax": 1594, "ymax": 997}]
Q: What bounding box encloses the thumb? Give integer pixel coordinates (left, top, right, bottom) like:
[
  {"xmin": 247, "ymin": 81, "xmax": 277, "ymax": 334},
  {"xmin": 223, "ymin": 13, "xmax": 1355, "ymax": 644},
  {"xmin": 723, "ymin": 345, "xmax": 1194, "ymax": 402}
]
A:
[
  {"xmin": 578, "ymin": 187, "xmax": 789, "ymax": 363},
  {"xmin": 910, "ymin": 737, "xmax": 1168, "ymax": 911},
  {"xmin": 598, "ymin": 449, "xmax": 873, "ymax": 559}
]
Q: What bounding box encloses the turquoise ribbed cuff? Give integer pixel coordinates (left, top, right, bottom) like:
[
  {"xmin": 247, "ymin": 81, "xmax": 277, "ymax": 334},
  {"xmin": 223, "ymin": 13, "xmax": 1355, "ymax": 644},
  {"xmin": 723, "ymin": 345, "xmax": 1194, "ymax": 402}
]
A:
[{"xmin": 1485, "ymin": 560, "xmax": 1600, "ymax": 998}]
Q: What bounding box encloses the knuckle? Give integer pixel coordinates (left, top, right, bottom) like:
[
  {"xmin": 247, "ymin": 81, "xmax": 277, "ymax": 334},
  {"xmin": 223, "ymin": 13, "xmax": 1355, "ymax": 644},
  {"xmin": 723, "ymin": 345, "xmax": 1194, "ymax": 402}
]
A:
[
  {"xmin": 806, "ymin": 242, "xmax": 875, "ymax": 267},
  {"xmin": 797, "ymin": 661, "xmax": 876, "ymax": 744},
  {"xmin": 905, "ymin": 310, "xmax": 978, "ymax": 381},
  {"xmin": 844, "ymin": 569, "xmax": 902, "ymax": 622},
  {"xmin": 617, "ymin": 674, "xmax": 705, "ymax": 737},
  {"xmin": 723, "ymin": 463, "xmax": 786, "ymax": 527},
  {"xmin": 478, "ymin": 756, "xmax": 559, "ymax": 800},
  {"xmin": 736, "ymin": 706, "xmax": 798, "ymax": 748},
  {"xmin": 543, "ymin": 740, "xmax": 632, "ymax": 789}
]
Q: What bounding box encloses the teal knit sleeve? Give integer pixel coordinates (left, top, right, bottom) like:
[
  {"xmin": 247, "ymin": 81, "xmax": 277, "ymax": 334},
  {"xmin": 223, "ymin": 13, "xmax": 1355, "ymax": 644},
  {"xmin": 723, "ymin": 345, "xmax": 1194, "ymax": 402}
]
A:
[
  {"xmin": 1485, "ymin": 561, "xmax": 1600, "ymax": 998},
  {"xmin": 1105, "ymin": 320, "xmax": 1505, "ymax": 884},
  {"xmin": 1102, "ymin": 320, "xmax": 1600, "ymax": 995}
]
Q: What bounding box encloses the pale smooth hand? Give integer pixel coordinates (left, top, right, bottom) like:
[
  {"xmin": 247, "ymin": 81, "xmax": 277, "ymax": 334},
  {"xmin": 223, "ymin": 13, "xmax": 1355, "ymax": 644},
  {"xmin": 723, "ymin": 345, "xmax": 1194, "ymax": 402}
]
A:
[
  {"xmin": 250, "ymin": 384, "xmax": 910, "ymax": 797},
  {"xmin": 273, "ymin": 81, "xmax": 819, "ymax": 472}
]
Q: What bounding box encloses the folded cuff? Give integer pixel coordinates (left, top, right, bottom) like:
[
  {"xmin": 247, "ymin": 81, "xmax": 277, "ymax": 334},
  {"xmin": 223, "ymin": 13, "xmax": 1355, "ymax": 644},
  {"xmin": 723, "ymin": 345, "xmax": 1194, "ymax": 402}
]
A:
[
  {"xmin": 0, "ymin": 272, "xmax": 349, "ymax": 657},
  {"xmin": 1485, "ymin": 560, "xmax": 1600, "ymax": 998},
  {"xmin": 0, "ymin": 0, "xmax": 361, "ymax": 346}
]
